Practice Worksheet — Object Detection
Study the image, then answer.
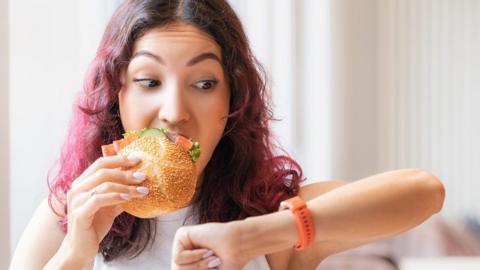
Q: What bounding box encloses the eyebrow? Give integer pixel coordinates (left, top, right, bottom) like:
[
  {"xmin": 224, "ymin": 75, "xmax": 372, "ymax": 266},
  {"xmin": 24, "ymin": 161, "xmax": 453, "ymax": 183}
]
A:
[{"xmin": 131, "ymin": 50, "xmax": 222, "ymax": 66}]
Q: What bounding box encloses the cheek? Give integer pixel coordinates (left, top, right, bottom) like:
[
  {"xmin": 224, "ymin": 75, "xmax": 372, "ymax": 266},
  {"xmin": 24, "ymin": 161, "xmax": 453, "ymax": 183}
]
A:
[
  {"xmin": 118, "ymin": 89, "xmax": 152, "ymax": 131},
  {"xmin": 195, "ymin": 97, "xmax": 229, "ymax": 175}
]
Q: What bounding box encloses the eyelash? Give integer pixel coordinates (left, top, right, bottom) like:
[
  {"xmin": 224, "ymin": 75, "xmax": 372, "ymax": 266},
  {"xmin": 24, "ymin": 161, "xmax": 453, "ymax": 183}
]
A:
[
  {"xmin": 194, "ymin": 80, "xmax": 218, "ymax": 90},
  {"xmin": 133, "ymin": 78, "xmax": 160, "ymax": 88},
  {"xmin": 132, "ymin": 78, "xmax": 218, "ymax": 91}
]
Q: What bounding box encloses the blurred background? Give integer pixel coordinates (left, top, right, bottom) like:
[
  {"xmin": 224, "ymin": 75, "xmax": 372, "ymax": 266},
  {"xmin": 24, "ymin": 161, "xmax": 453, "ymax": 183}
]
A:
[{"xmin": 1, "ymin": 0, "xmax": 479, "ymax": 269}]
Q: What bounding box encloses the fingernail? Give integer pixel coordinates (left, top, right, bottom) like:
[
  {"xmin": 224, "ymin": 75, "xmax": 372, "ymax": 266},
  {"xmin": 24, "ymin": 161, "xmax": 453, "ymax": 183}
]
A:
[
  {"xmin": 127, "ymin": 154, "xmax": 141, "ymax": 162},
  {"xmin": 120, "ymin": 193, "xmax": 130, "ymax": 200},
  {"xmin": 207, "ymin": 257, "xmax": 221, "ymax": 268},
  {"xmin": 202, "ymin": 249, "xmax": 214, "ymax": 258},
  {"xmin": 136, "ymin": 186, "xmax": 149, "ymax": 194},
  {"xmin": 133, "ymin": 171, "xmax": 146, "ymax": 181}
]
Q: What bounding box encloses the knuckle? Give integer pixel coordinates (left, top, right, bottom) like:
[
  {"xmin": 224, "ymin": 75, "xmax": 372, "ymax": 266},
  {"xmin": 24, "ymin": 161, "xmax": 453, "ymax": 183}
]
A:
[
  {"xmin": 128, "ymin": 185, "xmax": 138, "ymax": 193},
  {"xmin": 124, "ymin": 170, "xmax": 134, "ymax": 180},
  {"xmin": 95, "ymin": 155, "xmax": 126, "ymax": 168},
  {"xmin": 95, "ymin": 168, "xmax": 110, "ymax": 179},
  {"xmin": 91, "ymin": 158, "xmax": 104, "ymax": 170},
  {"xmin": 90, "ymin": 194, "xmax": 102, "ymax": 204},
  {"xmin": 116, "ymin": 170, "xmax": 129, "ymax": 184},
  {"xmin": 96, "ymin": 156, "xmax": 109, "ymax": 167},
  {"xmin": 175, "ymin": 226, "xmax": 187, "ymax": 236},
  {"xmin": 96, "ymin": 182, "xmax": 112, "ymax": 192}
]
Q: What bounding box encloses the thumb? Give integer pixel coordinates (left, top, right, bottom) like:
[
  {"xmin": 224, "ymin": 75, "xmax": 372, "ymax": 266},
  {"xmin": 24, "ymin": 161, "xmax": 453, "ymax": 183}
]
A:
[
  {"xmin": 172, "ymin": 226, "xmax": 194, "ymax": 264},
  {"xmin": 173, "ymin": 226, "xmax": 195, "ymax": 252}
]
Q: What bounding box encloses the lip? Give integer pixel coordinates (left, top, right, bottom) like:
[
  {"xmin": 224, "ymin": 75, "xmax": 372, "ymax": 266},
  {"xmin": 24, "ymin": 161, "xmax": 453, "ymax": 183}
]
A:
[
  {"xmin": 167, "ymin": 131, "xmax": 189, "ymax": 139},
  {"xmin": 155, "ymin": 128, "xmax": 190, "ymax": 140},
  {"xmin": 172, "ymin": 132, "xmax": 190, "ymax": 139}
]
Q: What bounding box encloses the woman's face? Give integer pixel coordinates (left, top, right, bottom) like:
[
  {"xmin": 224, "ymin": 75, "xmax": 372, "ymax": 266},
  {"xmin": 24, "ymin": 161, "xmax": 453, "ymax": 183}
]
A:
[{"xmin": 118, "ymin": 23, "xmax": 230, "ymax": 182}]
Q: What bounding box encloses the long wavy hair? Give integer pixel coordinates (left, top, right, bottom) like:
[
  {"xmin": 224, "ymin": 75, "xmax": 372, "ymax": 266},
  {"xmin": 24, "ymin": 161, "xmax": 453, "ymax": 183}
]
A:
[{"xmin": 48, "ymin": 0, "xmax": 305, "ymax": 261}]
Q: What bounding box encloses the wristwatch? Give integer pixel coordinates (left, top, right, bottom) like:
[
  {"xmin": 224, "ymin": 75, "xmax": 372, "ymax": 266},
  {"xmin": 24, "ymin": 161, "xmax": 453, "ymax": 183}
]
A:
[{"xmin": 279, "ymin": 196, "xmax": 315, "ymax": 251}]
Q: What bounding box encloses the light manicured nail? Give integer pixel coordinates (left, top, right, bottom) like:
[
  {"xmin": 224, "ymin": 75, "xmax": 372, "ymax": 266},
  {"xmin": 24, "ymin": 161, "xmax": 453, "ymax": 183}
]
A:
[
  {"xmin": 207, "ymin": 257, "xmax": 221, "ymax": 268},
  {"xmin": 133, "ymin": 171, "xmax": 146, "ymax": 181},
  {"xmin": 127, "ymin": 154, "xmax": 141, "ymax": 162},
  {"xmin": 136, "ymin": 186, "xmax": 149, "ymax": 194},
  {"xmin": 202, "ymin": 249, "xmax": 214, "ymax": 258},
  {"xmin": 120, "ymin": 193, "xmax": 130, "ymax": 200}
]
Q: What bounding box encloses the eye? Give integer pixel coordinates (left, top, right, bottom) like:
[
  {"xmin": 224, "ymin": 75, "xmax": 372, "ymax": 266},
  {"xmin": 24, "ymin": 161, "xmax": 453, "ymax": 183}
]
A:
[
  {"xmin": 193, "ymin": 80, "xmax": 218, "ymax": 90},
  {"xmin": 133, "ymin": 78, "xmax": 161, "ymax": 89}
]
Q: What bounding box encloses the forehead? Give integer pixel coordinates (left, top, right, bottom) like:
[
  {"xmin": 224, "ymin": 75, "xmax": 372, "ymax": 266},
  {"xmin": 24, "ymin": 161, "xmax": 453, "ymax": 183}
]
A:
[{"xmin": 132, "ymin": 24, "xmax": 222, "ymax": 59}]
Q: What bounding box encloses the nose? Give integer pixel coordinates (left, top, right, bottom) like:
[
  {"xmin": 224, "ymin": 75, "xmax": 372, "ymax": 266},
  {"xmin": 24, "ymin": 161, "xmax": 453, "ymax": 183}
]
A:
[{"xmin": 157, "ymin": 83, "xmax": 191, "ymax": 125}]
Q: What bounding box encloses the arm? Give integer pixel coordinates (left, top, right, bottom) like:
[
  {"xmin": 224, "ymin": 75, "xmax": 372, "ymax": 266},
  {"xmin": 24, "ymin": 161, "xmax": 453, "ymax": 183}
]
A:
[
  {"xmin": 9, "ymin": 198, "xmax": 90, "ymax": 270},
  {"xmin": 11, "ymin": 155, "xmax": 148, "ymax": 270},
  {"xmin": 265, "ymin": 180, "xmax": 347, "ymax": 270},
  {"xmin": 238, "ymin": 168, "xmax": 445, "ymax": 268}
]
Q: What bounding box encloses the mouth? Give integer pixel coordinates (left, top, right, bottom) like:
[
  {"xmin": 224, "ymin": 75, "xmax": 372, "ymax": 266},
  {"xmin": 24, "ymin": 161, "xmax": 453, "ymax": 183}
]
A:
[{"xmin": 154, "ymin": 128, "xmax": 191, "ymax": 142}]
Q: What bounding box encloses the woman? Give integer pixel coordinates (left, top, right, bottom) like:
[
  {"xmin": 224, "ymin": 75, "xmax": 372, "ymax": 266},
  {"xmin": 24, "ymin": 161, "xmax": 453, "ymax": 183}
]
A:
[{"xmin": 9, "ymin": 0, "xmax": 445, "ymax": 269}]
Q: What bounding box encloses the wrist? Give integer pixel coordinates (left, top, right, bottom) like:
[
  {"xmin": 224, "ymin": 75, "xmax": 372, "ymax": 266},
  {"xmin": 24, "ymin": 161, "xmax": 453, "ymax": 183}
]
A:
[
  {"xmin": 55, "ymin": 238, "xmax": 95, "ymax": 270},
  {"xmin": 280, "ymin": 196, "xmax": 316, "ymax": 250},
  {"xmin": 233, "ymin": 210, "xmax": 298, "ymax": 259},
  {"xmin": 44, "ymin": 247, "xmax": 93, "ymax": 270},
  {"xmin": 64, "ymin": 250, "xmax": 94, "ymax": 270}
]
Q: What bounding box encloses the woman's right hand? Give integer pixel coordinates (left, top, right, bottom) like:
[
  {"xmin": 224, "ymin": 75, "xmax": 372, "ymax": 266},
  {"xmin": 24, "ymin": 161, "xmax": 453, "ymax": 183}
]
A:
[{"xmin": 60, "ymin": 153, "xmax": 149, "ymax": 266}]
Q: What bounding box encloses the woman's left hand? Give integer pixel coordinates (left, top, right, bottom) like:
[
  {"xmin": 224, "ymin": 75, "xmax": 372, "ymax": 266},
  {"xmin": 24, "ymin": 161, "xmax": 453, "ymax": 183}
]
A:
[{"xmin": 171, "ymin": 222, "xmax": 250, "ymax": 270}]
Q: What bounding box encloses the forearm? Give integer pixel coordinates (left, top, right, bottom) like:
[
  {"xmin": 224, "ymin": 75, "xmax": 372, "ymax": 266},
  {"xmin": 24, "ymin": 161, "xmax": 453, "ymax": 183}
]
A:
[
  {"xmin": 308, "ymin": 168, "xmax": 444, "ymax": 242},
  {"xmin": 43, "ymin": 240, "xmax": 94, "ymax": 270},
  {"xmin": 237, "ymin": 168, "xmax": 445, "ymax": 258}
]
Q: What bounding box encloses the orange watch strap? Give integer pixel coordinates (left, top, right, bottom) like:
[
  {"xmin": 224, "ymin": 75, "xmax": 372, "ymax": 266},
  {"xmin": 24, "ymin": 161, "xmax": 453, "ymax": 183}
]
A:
[{"xmin": 280, "ymin": 196, "xmax": 315, "ymax": 251}]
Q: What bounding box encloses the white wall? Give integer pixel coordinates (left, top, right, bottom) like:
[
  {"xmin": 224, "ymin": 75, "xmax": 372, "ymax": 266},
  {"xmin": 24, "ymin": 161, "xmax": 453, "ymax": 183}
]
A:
[
  {"xmin": 229, "ymin": 0, "xmax": 334, "ymax": 182},
  {"xmin": 229, "ymin": 0, "xmax": 382, "ymax": 182},
  {"xmin": 330, "ymin": 0, "xmax": 380, "ymax": 180},
  {"xmin": 8, "ymin": 0, "xmax": 119, "ymax": 256},
  {"xmin": 1, "ymin": 0, "xmax": 11, "ymax": 267},
  {"xmin": 376, "ymin": 0, "xmax": 480, "ymax": 218}
]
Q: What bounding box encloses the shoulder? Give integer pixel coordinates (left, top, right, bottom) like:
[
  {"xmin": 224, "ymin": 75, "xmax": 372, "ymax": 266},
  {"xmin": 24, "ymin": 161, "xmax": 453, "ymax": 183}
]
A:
[{"xmin": 9, "ymin": 196, "xmax": 66, "ymax": 269}]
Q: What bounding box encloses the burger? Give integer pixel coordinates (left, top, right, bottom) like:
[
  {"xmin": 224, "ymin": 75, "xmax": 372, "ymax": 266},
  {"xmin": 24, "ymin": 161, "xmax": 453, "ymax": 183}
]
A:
[{"xmin": 101, "ymin": 128, "xmax": 200, "ymax": 218}]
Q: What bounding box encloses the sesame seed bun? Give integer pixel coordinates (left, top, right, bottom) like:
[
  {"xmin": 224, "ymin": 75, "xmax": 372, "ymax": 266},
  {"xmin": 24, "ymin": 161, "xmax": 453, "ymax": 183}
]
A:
[{"xmin": 117, "ymin": 135, "xmax": 197, "ymax": 218}]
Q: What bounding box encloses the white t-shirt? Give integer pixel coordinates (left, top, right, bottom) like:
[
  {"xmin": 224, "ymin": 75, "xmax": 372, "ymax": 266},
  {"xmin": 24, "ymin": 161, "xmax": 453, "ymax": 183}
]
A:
[{"xmin": 93, "ymin": 205, "xmax": 271, "ymax": 270}]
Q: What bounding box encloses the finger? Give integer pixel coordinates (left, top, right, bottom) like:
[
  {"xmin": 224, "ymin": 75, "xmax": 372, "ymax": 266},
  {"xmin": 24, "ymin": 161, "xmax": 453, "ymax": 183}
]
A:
[
  {"xmin": 77, "ymin": 192, "xmax": 131, "ymax": 221},
  {"xmin": 72, "ymin": 153, "xmax": 142, "ymax": 187},
  {"xmin": 175, "ymin": 256, "xmax": 222, "ymax": 270},
  {"xmin": 68, "ymin": 179, "xmax": 149, "ymax": 212},
  {"xmin": 93, "ymin": 182, "xmax": 149, "ymax": 197},
  {"xmin": 205, "ymin": 256, "xmax": 222, "ymax": 269},
  {"xmin": 172, "ymin": 226, "xmax": 195, "ymax": 259},
  {"xmin": 71, "ymin": 181, "xmax": 149, "ymax": 210},
  {"xmin": 76, "ymin": 167, "xmax": 147, "ymax": 192},
  {"xmin": 175, "ymin": 248, "xmax": 213, "ymax": 265}
]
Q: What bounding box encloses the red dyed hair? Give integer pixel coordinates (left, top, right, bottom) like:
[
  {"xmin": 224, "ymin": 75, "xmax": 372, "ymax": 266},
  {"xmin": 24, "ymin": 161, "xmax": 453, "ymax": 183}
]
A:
[{"xmin": 48, "ymin": 0, "xmax": 305, "ymax": 261}]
